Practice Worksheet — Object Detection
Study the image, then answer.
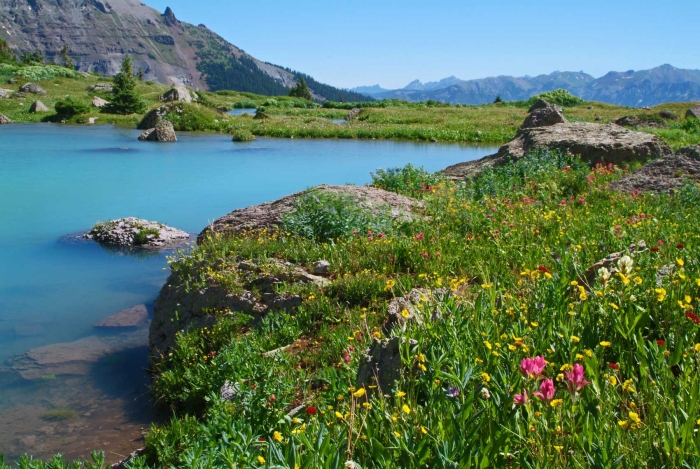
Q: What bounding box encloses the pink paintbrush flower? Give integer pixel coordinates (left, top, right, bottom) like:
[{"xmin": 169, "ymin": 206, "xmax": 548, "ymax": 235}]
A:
[
  {"xmin": 520, "ymin": 356, "xmax": 547, "ymax": 379},
  {"xmin": 565, "ymin": 363, "xmax": 590, "ymax": 394},
  {"xmin": 533, "ymin": 379, "xmax": 556, "ymax": 401},
  {"xmin": 514, "ymin": 389, "xmax": 528, "ymax": 405}
]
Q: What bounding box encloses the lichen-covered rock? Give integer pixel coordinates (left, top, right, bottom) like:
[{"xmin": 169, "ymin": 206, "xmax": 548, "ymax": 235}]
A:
[
  {"xmin": 198, "ymin": 185, "xmax": 424, "ymax": 243},
  {"xmin": 527, "ymin": 99, "xmax": 551, "ymax": 112},
  {"xmin": 607, "ymin": 146, "xmax": 700, "ymax": 194},
  {"xmin": 19, "ymin": 83, "xmax": 47, "ymax": 96},
  {"xmin": 346, "ymin": 108, "xmax": 361, "ymax": 121},
  {"xmin": 356, "ymin": 337, "xmax": 402, "ymax": 396},
  {"xmin": 84, "ymin": 217, "xmax": 189, "ymax": 248},
  {"xmin": 29, "ymin": 100, "xmax": 49, "ymax": 113},
  {"xmin": 520, "ymin": 104, "xmax": 567, "ymax": 129},
  {"xmin": 87, "ymin": 83, "xmax": 113, "ymax": 92},
  {"xmin": 0, "ymin": 113, "xmax": 11, "ymax": 124},
  {"xmin": 137, "ymin": 105, "xmax": 169, "ymax": 130},
  {"xmin": 149, "ymin": 258, "xmax": 329, "ymax": 362},
  {"xmin": 159, "ymin": 85, "xmax": 195, "ymax": 103},
  {"xmin": 614, "ymin": 115, "xmax": 668, "ymax": 129},
  {"xmin": 686, "ymin": 105, "xmax": 700, "ymax": 119},
  {"xmin": 92, "ymin": 96, "xmax": 109, "ymax": 108},
  {"xmin": 442, "ymin": 123, "xmax": 673, "ymax": 180},
  {"xmin": 138, "ymin": 120, "xmax": 177, "ymax": 142},
  {"xmin": 0, "ymin": 88, "xmax": 12, "ymax": 99}
]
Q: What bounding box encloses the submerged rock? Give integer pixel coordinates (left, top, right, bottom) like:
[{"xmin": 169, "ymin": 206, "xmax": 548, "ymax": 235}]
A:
[
  {"xmin": 198, "ymin": 184, "xmax": 424, "ymax": 242},
  {"xmin": 0, "ymin": 113, "xmax": 11, "ymax": 124},
  {"xmin": 29, "ymin": 100, "xmax": 49, "ymax": 113},
  {"xmin": 138, "ymin": 120, "xmax": 177, "ymax": 142},
  {"xmin": 19, "ymin": 82, "xmax": 47, "ymax": 96},
  {"xmin": 94, "ymin": 304, "xmax": 149, "ymax": 328},
  {"xmin": 607, "ymin": 145, "xmax": 700, "ymax": 194},
  {"xmin": 84, "ymin": 217, "xmax": 189, "ymax": 248},
  {"xmin": 159, "ymin": 85, "xmax": 195, "ymax": 103}
]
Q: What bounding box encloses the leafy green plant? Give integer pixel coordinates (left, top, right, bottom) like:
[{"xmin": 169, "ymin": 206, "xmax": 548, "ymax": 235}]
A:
[
  {"xmin": 371, "ymin": 163, "xmax": 445, "ymax": 198},
  {"xmin": 231, "ymin": 129, "xmax": 256, "ymax": 142},
  {"xmin": 54, "ymin": 97, "xmax": 90, "ymax": 118},
  {"xmin": 134, "ymin": 228, "xmax": 160, "ymax": 246},
  {"xmin": 14, "ymin": 64, "xmax": 83, "ymax": 81},
  {"xmin": 527, "ymin": 88, "xmax": 585, "ymax": 107}
]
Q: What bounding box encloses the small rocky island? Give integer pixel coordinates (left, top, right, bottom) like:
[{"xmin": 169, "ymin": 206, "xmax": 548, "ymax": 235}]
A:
[{"xmin": 84, "ymin": 217, "xmax": 189, "ymax": 248}]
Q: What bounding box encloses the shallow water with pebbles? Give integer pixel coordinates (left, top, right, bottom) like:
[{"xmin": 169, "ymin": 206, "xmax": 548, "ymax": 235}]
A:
[{"xmin": 0, "ymin": 123, "xmax": 496, "ymax": 461}]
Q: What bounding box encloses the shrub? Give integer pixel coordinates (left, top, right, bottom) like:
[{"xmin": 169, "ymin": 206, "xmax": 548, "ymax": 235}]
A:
[
  {"xmin": 54, "ymin": 97, "xmax": 90, "ymax": 117},
  {"xmin": 162, "ymin": 103, "xmax": 220, "ymax": 131},
  {"xmin": 233, "ymin": 100, "xmax": 257, "ymax": 109},
  {"xmin": 527, "ymin": 88, "xmax": 585, "ymax": 107},
  {"xmin": 371, "ymin": 164, "xmax": 445, "ymax": 198},
  {"xmin": 282, "ymin": 190, "xmax": 395, "ymax": 242},
  {"xmin": 134, "ymin": 228, "xmax": 160, "ymax": 246},
  {"xmin": 13, "ymin": 64, "xmax": 83, "ymax": 81},
  {"xmin": 231, "ymin": 129, "xmax": 256, "ymax": 142}
]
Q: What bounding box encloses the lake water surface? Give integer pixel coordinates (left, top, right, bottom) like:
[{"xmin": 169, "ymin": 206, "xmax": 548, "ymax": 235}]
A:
[{"xmin": 0, "ymin": 123, "xmax": 496, "ymax": 462}]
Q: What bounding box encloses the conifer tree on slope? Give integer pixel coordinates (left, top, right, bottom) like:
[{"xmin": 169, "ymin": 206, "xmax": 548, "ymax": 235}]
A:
[{"xmin": 106, "ymin": 55, "xmax": 146, "ymax": 114}]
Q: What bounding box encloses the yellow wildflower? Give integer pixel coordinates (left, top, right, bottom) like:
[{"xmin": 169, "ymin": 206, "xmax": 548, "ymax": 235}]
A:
[
  {"xmin": 353, "ymin": 388, "xmax": 366, "ymax": 398},
  {"xmin": 481, "ymin": 372, "xmax": 491, "ymax": 383},
  {"xmin": 273, "ymin": 431, "xmax": 283, "ymax": 442},
  {"xmin": 629, "ymin": 411, "xmax": 641, "ymax": 424},
  {"xmin": 402, "ymin": 404, "xmax": 411, "ymax": 414},
  {"xmin": 420, "ymin": 426, "xmax": 428, "ymax": 434},
  {"xmin": 401, "ymin": 309, "xmax": 410, "ymax": 318},
  {"xmin": 571, "ymin": 335, "xmax": 581, "ymax": 343},
  {"xmin": 396, "ymin": 391, "xmax": 406, "ymax": 398},
  {"xmin": 600, "ymin": 341, "xmax": 611, "ymax": 347},
  {"xmin": 550, "ymin": 399, "xmax": 563, "ymax": 407},
  {"xmin": 258, "ymin": 456, "xmax": 266, "ymax": 464},
  {"xmin": 655, "ymin": 288, "xmax": 667, "ymax": 302}
]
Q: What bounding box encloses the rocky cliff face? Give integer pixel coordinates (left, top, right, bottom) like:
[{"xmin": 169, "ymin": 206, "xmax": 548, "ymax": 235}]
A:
[{"xmin": 0, "ymin": 0, "xmax": 297, "ymax": 92}]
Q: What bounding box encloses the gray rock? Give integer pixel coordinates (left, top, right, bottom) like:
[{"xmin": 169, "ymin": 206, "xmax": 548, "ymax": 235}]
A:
[
  {"xmin": 138, "ymin": 120, "xmax": 177, "ymax": 142},
  {"xmin": 520, "ymin": 104, "xmax": 568, "ymax": 129},
  {"xmin": 313, "ymin": 260, "xmax": 330, "ymax": 275},
  {"xmin": 608, "ymin": 146, "xmax": 700, "ymax": 194},
  {"xmin": 442, "ymin": 122, "xmax": 674, "ymax": 180},
  {"xmin": 7, "ymin": 78, "xmax": 17, "ymax": 84},
  {"xmin": 94, "ymin": 304, "xmax": 148, "ymax": 328},
  {"xmin": 84, "ymin": 217, "xmax": 189, "ymax": 248},
  {"xmin": 220, "ymin": 380, "xmax": 240, "ymax": 401},
  {"xmin": 159, "ymin": 85, "xmax": 194, "ymax": 103},
  {"xmin": 29, "ymin": 100, "xmax": 49, "ymax": 113},
  {"xmin": 19, "ymin": 83, "xmax": 47, "ymax": 96},
  {"xmin": 138, "ymin": 106, "xmax": 169, "ymax": 130},
  {"xmin": 686, "ymin": 105, "xmax": 700, "ymax": 119},
  {"xmin": 614, "ymin": 115, "xmax": 668, "ymax": 129},
  {"xmin": 0, "ymin": 113, "xmax": 11, "ymax": 124},
  {"xmin": 198, "ymin": 185, "xmax": 424, "ymax": 243},
  {"xmin": 384, "ymin": 289, "xmax": 427, "ymax": 333},
  {"xmin": 346, "ymin": 108, "xmax": 361, "ymax": 121},
  {"xmin": 91, "ymin": 96, "xmax": 109, "ymax": 108},
  {"xmin": 0, "ymin": 88, "xmax": 12, "ymax": 99},
  {"xmin": 527, "ymin": 99, "xmax": 551, "ymax": 113},
  {"xmin": 356, "ymin": 337, "xmax": 401, "ymax": 396},
  {"xmin": 111, "ymin": 448, "xmax": 146, "ymax": 469},
  {"xmin": 87, "ymin": 83, "xmax": 113, "ymax": 92},
  {"xmin": 150, "ymin": 258, "xmax": 327, "ymax": 362},
  {"xmin": 659, "ymin": 111, "xmax": 680, "ymax": 121}
]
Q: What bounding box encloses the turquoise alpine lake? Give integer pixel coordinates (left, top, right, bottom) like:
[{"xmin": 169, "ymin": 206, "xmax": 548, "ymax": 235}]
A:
[{"xmin": 0, "ymin": 123, "xmax": 496, "ymax": 461}]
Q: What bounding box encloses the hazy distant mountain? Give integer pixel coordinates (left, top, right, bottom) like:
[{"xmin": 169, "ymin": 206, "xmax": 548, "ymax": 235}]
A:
[
  {"xmin": 360, "ymin": 66, "xmax": 700, "ymax": 106},
  {"xmin": 0, "ymin": 0, "xmax": 370, "ymax": 101},
  {"xmin": 350, "ymin": 85, "xmax": 391, "ymax": 96}
]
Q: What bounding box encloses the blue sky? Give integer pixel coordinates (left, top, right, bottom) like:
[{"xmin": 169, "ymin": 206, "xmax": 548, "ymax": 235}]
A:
[{"xmin": 146, "ymin": 0, "xmax": 699, "ymax": 90}]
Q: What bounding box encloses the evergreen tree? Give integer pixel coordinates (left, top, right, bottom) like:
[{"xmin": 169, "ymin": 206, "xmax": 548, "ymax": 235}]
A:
[
  {"xmin": 137, "ymin": 68, "xmax": 144, "ymax": 81},
  {"xmin": 105, "ymin": 56, "xmax": 146, "ymax": 115},
  {"xmin": 288, "ymin": 77, "xmax": 312, "ymax": 100},
  {"xmin": 0, "ymin": 39, "xmax": 14, "ymax": 64},
  {"xmin": 60, "ymin": 45, "xmax": 74, "ymax": 69},
  {"xmin": 19, "ymin": 50, "xmax": 43, "ymax": 65}
]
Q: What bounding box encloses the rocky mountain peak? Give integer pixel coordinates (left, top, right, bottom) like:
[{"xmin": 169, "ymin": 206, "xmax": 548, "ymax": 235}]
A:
[{"xmin": 162, "ymin": 6, "xmax": 179, "ymax": 26}]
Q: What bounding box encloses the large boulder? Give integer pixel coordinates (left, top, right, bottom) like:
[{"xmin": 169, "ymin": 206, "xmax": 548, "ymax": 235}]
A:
[
  {"xmin": 138, "ymin": 120, "xmax": 177, "ymax": 142},
  {"xmin": 92, "ymin": 96, "xmax": 109, "ymax": 108},
  {"xmin": 159, "ymin": 85, "xmax": 194, "ymax": 103},
  {"xmin": 527, "ymin": 99, "xmax": 551, "ymax": 112},
  {"xmin": 520, "ymin": 104, "xmax": 567, "ymax": 129},
  {"xmin": 686, "ymin": 105, "xmax": 700, "ymax": 119},
  {"xmin": 658, "ymin": 111, "xmax": 680, "ymax": 121},
  {"xmin": 19, "ymin": 83, "xmax": 47, "ymax": 96},
  {"xmin": 29, "ymin": 100, "xmax": 48, "ymax": 113},
  {"xmin": 442, "ymin": 123, "xmax": 674, "ymax": 180},
  {"xmin": 0, "ymin": 114, "xmax": 11, "ymax": 124},
  {"xmin": 84, "ymin": 217, "xmax": 189, "ymax": 248},
  {"xmin": 150, "ymin": 258, "xmax": 329, "ymax": 363},
  {"xmin": 607, "ymin": 145, "xmax": 700, "ymax": 194},
  {"xmin": 198, "ymin": 184, "xmax": 424, "ymax": 243},
  {"xmin": 137, "ymin": 105, "xmax": 169, "ymax": 130}
]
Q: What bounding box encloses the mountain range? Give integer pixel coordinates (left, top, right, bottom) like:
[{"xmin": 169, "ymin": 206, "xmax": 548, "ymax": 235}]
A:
[
  {"xmin": 0, "ymin": 0, "xmax": 369, "ymax": 101},
  {"xmin": 353, "ymin": 66, "xmax": 700, "ymax": 107}
]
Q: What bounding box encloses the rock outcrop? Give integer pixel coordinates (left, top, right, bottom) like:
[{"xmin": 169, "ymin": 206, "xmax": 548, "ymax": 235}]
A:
[
  {"xmin": 608, "ymin": 145, "xmax": 700, "ymax": 194},
  {"xmin": 442, "ymin": 112, "xmax": 674, "ymax": 180},
  {"xmin": 346, "ymin": 108, "xmax": 361, "ymax": 121},
  {"xmin": 138, "ymin": 120, "xmax": 177, "ymax": 142},
  {"xmin": 658, "ymin": 111, "xmax": 680, "ymax": 121},
  {"xmin": 198, "ymin": 185, "xmax": 424, "ymax": 242},
  {"xmin": 94, "ymin": 304, "xmax": 149, "ymax": 328},
  {"xmin": 159, "ymin": 85, "xmax": 195, "ymax": 103},
  {"xmin": 92, "ymin": 96, "xmax": 109, "ymax": 108},
  {"xmin": 687, "ymin": 105, "xmax": 700, "ymax": 119},
  {"xmin": 19, "ymin": 83, "xmax": 47, "ymax": 96},
  {"xmin": 84, "ymin": 217, "xmax": 189, "ymax": 248},
  {"xmin": 0, "ymin": 114, "xmax": 11, "ymax": 124},
  {"xmin": 520, "ymin": 103, "xmax": 567, "ymax": 129},
  {"xmin": 150, "ymin": 258, "xmax": 329, "ymax": 362},
  {"xmin": 138, "ymin": 106, "xmax": 169, "ymax": 130},
  {"xmin": 87, "ymin": 83, "xmax": 113, "ymax": 93},
  {"xmin": 614, "ymin": 115, "xmax": 668, "ymax": 129},
  {"xmin": 29, "ymin": 100, "xmax": 49, "ymax": 113}
]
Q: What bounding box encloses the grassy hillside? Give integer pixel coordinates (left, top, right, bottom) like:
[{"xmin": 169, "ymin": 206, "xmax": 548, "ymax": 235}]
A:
[{"xmin": 1, "ymin": 66, "xmax": 699, "ymax": 149}]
